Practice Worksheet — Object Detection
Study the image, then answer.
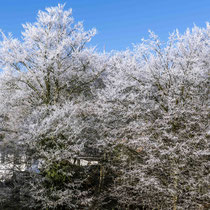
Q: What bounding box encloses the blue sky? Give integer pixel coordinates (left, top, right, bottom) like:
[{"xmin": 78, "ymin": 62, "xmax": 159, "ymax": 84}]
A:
[{"xmin": 0, "ymin": 0, "xmax": 209, "ymax": 51}]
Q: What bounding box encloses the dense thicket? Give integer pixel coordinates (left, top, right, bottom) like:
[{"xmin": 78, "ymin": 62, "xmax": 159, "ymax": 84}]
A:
[{"xmin": 0, "ymin": 4, "xmax": 209, "ymax": 210}]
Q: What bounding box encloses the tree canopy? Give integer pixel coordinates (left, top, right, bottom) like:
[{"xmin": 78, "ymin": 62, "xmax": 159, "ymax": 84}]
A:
[{"xmin": 0, "ymin": 4, "xmax": 209, "ymax": 210}]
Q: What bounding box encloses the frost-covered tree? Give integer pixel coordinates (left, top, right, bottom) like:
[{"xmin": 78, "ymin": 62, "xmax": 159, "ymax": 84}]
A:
[
  {"xmin": 101, "ymin": 24, "xmax": 210, "ymax": 209},
  {"xmin": 0, "ymin": 3, "xmax": 209, "ymax": 210},
  {"xmin": 0, "ymin": 4, "xmax": 106, "ymax": 145},
  {"xmin": 0, "ymin": 4, "xmax": 107, "ymax": 209}
]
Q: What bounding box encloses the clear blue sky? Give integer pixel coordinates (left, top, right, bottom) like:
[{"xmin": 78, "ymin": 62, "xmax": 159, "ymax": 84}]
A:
[{"xmin": 0, "ymin": 0, "xmax": 209, "ymax": 52}]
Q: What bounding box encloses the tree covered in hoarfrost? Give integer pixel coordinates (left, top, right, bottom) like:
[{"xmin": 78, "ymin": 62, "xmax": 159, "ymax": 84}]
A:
[
  {"xmin": 101, "ymin": 24, "xmax": 209, "ymax": 209},
  {"xmin": 0, "ymin": 3, "xmax": 209, "ymax": 210},
  {"xmin": 0, "ymin": 3, "xmax": 105, "ymax": 145},
  {"xmin": 0, "ymin": 4, "xmax": 108, "ymax": 209}
]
